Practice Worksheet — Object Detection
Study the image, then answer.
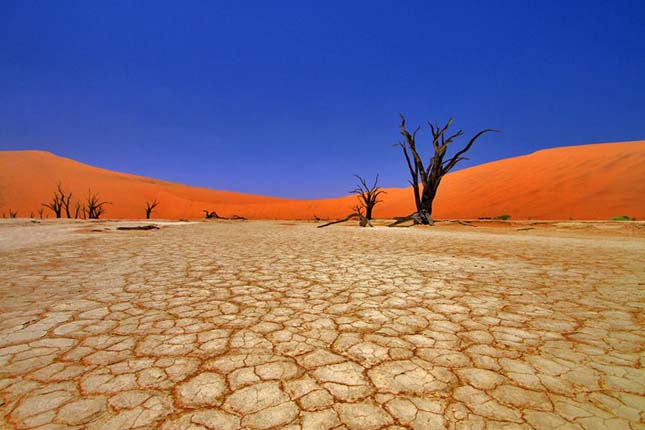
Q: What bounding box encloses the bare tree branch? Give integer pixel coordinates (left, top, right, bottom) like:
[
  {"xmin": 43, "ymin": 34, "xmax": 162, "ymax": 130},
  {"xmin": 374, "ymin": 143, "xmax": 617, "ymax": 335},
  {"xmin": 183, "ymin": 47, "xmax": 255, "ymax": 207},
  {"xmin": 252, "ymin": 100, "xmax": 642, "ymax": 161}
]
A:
[
  {"xmin": 442, "ymin": 129, "xmax": 500, "ymax": 173},
  {"xmin": 317, "ymin": 212, "xmax": 360, "ymax": 228}
]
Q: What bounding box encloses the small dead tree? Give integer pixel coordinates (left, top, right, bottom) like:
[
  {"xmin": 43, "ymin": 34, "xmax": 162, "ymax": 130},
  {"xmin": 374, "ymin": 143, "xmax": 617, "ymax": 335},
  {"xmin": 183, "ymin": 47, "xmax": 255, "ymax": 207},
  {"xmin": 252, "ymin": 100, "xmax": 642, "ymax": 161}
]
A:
[
  {"xmin": 394, "ymin": 113, "xmax": 498, "ymax": 225},
  {"xmin": 354, "ymin": 205, "xmax": 372, "ymax": 227},
  {"xmin": 85, "ymin": 190, "xmax": 110, "ymax": 219},
  {"xmin": 318, "ymin": 205, "xmax": 373, "ymax": 228},
  {"xmin": 73, "ymin": 201, "xmax": 83, "ymax": 219},
  {"xmin": 202, "ymin": 210, "xmax": 246, "ymax": 220},
  {"xmin": 42, "ymin": 190, "xmax": 63, "ymax": 218},
  {"xmin": 319, "ymin": 175, "xmax": 383, "ymax": 229},
  {"xmin": 203, "ymin": 210, "xmax": 221, "ymax": 219},
  {"xmin": 350, "ymin": 174, "xmax": 384, "ymax": 221},
  {"xmin": 9, "ymin": 209, "xmax": 17, "ymax": 218},
  {"xmin": 37, "ymin": 207, "xmax": 44, "ymax": 219},
  {"xmin": 145, "ymin": 199, "xmax": 159, "ymax": 219},
  {"xmin": 42, "ymin": 182, "xmax": 73, "ymax": 218},
  {"xmin": 58, "ymin": 184, "xmax": 73, "ymax": 218}
]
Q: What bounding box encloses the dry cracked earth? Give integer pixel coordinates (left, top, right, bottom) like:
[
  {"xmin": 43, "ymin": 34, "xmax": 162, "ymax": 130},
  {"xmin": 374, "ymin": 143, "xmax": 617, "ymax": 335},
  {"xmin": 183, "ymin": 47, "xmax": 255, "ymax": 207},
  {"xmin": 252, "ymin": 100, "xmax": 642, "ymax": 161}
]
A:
[{"xmin": 0, "ymin": 220, "xmax": 643, "ymax": 430}]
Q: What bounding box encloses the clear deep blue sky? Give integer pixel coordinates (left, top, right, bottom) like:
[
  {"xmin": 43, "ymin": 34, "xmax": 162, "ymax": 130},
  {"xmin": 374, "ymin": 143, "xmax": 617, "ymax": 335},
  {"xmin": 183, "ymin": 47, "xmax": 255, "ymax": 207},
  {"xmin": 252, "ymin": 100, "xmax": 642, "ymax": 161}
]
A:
[{"xmin": 1, "ymin": 1, "xmax": 644, "ymax": 198}]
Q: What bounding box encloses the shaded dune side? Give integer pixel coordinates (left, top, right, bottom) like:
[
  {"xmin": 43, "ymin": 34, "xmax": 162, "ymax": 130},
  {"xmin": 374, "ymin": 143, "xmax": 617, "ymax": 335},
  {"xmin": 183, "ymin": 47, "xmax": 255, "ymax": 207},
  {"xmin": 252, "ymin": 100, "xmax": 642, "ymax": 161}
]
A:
[{"xmin": 0, "ymin": 140, "xmax": 643, "ymax": 220}]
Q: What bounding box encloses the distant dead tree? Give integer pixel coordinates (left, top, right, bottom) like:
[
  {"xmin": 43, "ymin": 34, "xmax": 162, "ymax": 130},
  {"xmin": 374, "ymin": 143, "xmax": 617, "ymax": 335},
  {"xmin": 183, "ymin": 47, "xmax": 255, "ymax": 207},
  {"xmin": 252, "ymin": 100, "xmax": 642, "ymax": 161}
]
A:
[
  {"xmin": 85, "ymin": 190, "xmax": 110, "ymax": 219},
  {"xmin": 319, "ymin": 175, "xmax": 383, "ymax": 229},
  {"xmin": 350, "ymin": 174, "xmax": 384, "ymax": 221},
  {"xmin": 9, "ymin": 209, "xmax": 17, "ymax": 218},
  {"xmin": 145, "ymin": 199, "xmax": 159, "ymax": 219},
  {"xmin": 393, "ymin": 113, "xmax": 498, "ymax": 225},
  {"xmin": 203, "ymin": 210, "xmax": 221, "ymax": 219},
  {"xmin": 42, "ymin": 189, "xmax": 63, "ymax": 218},
  {"xmin": 59, "ymin": 185, "xmax": 73, "ymax": 218},
  {"xmin": 41, "ymin": 182, "xmax": 74, "ymax": 218},
  {"xmin": 73, "ymin": 201, "xmax": 84, "ymax": 219},
  {"xmin": 203, "ymin": 209, "xmax": 246, "ymax": 220},
  {"xmin": 37, "ymin": 207, "xmax": 44, "ymax": 219}
]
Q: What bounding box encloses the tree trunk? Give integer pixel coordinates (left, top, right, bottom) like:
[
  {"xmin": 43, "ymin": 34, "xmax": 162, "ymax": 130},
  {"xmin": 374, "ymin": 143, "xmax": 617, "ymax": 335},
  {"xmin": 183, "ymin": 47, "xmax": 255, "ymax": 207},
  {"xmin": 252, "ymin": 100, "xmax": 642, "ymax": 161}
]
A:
[
  {"xmin": 412, "ymin": 184, "xmax": 421, "ymax": 212},
  {"xmin": 418, "ymin": 186, "xmax": 436, "ymax": 225},
  {"xmin": 365, "ymin": 206, "xmax": 373, "ymax": 220}
]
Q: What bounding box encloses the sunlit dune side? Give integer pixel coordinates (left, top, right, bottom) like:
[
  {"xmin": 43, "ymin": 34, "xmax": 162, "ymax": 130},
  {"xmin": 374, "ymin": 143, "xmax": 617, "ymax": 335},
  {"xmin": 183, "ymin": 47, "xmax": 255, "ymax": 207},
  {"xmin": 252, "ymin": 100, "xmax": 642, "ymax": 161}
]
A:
[
  {"xmin": 384, "ymin": 140, "xmax": 645, "ymax": 220},
  {"xmin": 0, "ymin": 140, "xmax": 643, "ymax": 220}
]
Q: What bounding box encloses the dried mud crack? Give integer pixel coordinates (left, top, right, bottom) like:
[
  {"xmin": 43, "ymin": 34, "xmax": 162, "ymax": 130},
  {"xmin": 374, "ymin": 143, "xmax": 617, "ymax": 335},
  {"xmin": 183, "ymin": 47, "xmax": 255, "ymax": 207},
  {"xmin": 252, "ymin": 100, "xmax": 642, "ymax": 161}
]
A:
[{"xmin": 0, "ymin": 220, "xmax": 643, "ymax": 429}]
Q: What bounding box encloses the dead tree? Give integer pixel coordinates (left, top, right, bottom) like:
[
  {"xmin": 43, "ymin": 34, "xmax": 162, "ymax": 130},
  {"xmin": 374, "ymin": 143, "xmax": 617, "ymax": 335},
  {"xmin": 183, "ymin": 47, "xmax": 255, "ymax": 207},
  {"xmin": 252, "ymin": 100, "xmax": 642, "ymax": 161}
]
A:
[
  {"xmin": 145, "ymin": 199, "xmax": 159, "ymax": 219},
  {"xmin": 318, "ymin": 212, "xmax": 359, "ymax": 228},
  {"xmin": 350, "ymin": 175, "xmax": 385, "ymax": 220},
  {"xmin": 58, "ymin": 184, "xmax": 73, "ymax": 218},
  {"xmin": 42, "ymin": 190, "xmax": 63, "ymax": 218},
  {"xmin": 203, "ymin": 210, "xmax": 221, "ymax": 219},
  {"xmin": 73, "ymin": 201, "xmax": 83, "ymax": 219},
  {"xmin": 117, "ymin": 225, "xmax": 159, "ymax": 231},
  {"xmin": 9, "ymin": 209, "xmax": 17, "ymax": 218},
  {"xmin": 41, "ymin": 182, "xmax": 74, "ymax": 218},
  {"xmin": 37, "ymin": 207, "xmax": 44, "ymax": 219},
  {"xmin": 355, "ymin": 206, "xmax": 373, "ymax": 227},
  {"xmin": 85, "ymin": 190, "xmax": 110, "ymax": 219},
  {"xmin": 318, "ymin": 205, "xmax": 373, "ymax": 228},
  {"xmin": 394, "ymin": 113, "xmax": 498, "ymax": 225},
  {"xmin": 319, "ymin": 175, "xmax": 384, "ymax": 229}
]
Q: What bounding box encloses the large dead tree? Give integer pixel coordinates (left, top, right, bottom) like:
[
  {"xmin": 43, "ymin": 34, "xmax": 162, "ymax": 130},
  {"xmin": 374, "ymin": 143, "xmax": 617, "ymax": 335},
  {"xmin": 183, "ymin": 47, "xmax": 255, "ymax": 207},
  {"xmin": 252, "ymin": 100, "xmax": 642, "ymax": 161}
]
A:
[
  {"xmin": 145, "ymin": 199, "xmax": 159, "ymax": 219},
  {"xmin": 350, "ymin": 175, "xmax": 384, "ymax": 221},
  {"xmin": 85, "ymin": 190, "xmax": 110, "ymax": 219},
  {"xmin": 394, "ymin": 114, "xmax": 498, "ymax": 225}
]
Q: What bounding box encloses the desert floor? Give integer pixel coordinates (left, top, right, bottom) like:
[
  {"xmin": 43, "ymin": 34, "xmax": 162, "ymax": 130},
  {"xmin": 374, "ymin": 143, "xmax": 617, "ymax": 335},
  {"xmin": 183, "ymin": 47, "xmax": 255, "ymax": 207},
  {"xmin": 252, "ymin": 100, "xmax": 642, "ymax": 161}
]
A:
[{"xmin": 0, "ymin": 219, "xmax": 643, "ymax": 430}]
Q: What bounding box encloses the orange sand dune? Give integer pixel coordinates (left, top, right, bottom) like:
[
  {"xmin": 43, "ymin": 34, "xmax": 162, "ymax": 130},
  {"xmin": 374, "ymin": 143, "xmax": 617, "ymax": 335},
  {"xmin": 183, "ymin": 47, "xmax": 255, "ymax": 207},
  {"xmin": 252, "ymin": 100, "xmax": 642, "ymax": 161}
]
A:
[{"xmin": 1, "ymin": 141, "xmax": 644, "ymax": 220}]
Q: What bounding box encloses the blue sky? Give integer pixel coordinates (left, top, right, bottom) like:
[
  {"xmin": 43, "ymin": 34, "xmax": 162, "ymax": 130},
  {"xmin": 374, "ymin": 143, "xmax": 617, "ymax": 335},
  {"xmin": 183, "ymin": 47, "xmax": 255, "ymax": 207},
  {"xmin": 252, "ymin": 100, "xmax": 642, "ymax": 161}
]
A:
[{"xmin": 1, "ymin": 1, "xmax": 643, "ymax": 198}]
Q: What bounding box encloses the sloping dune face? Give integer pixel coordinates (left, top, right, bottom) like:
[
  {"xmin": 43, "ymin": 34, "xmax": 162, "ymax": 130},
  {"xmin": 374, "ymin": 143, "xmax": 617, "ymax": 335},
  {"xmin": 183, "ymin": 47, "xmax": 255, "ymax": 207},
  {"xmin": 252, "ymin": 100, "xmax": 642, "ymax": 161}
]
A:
[
  {"xmin": 387, "ymin": 140, "xmax": 645, "ymax": 220},
  {"xmin": 0, "ymin": 141, "xmax": 643, "ymax": 220}
]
